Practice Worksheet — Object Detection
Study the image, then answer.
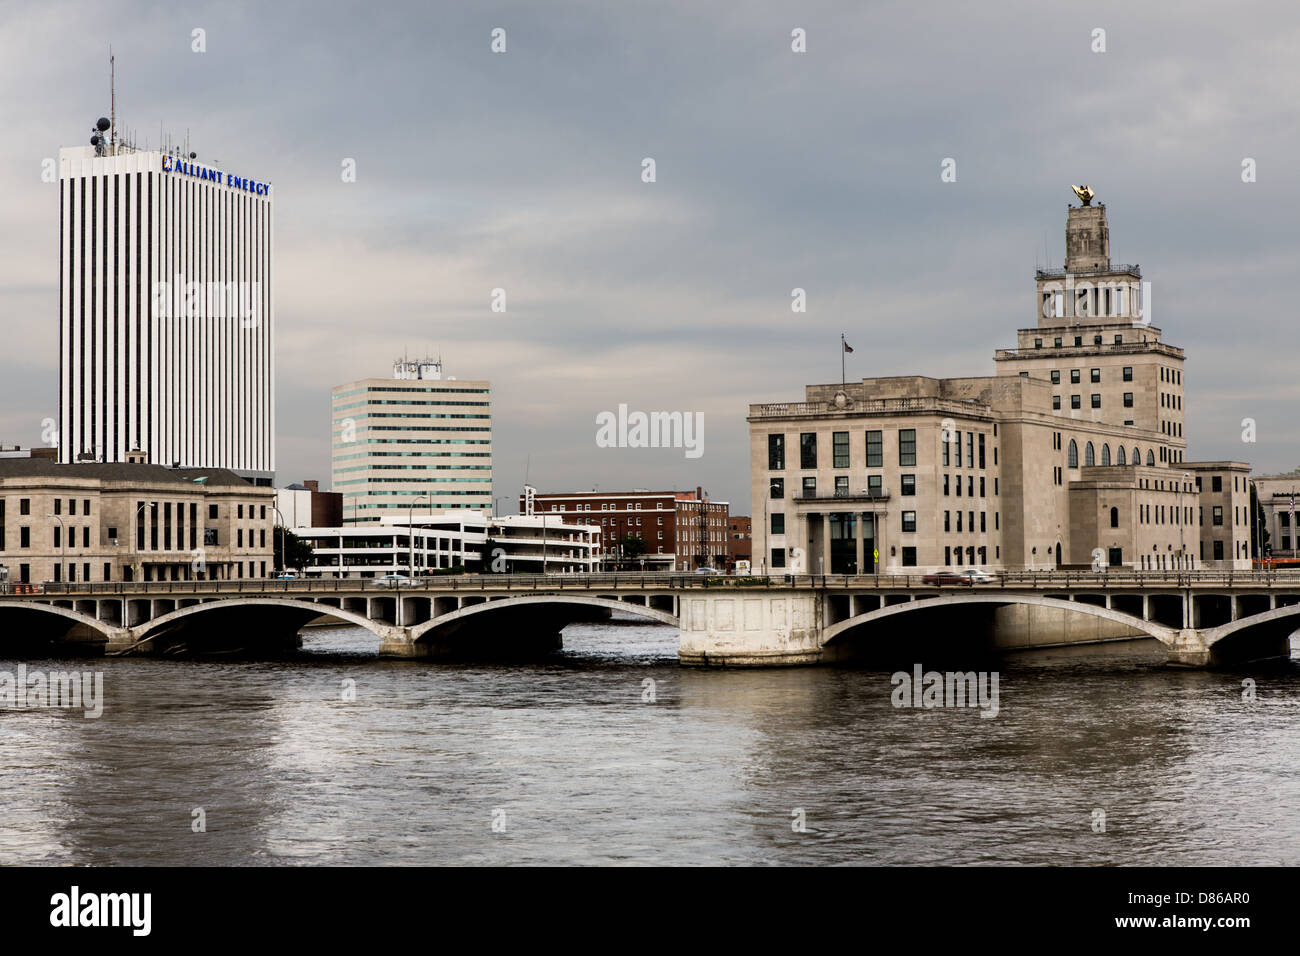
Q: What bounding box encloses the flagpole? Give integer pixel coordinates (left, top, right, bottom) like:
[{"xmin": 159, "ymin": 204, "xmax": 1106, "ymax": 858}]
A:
[{"xmin": 841, "ymin": 332, "xmax": 846, "ymax": 388}]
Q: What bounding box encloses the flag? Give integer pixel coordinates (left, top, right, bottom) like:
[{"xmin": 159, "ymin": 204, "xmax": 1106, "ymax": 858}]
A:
[{"xmin": 843, "ymin": 341, "xmax": 854, "ymax": 353}]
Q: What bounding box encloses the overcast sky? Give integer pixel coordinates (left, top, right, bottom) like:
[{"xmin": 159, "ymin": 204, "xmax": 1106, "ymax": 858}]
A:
[{"xmin": 3, "ymin": 0, "xmax": 1299, "ymax": 512}]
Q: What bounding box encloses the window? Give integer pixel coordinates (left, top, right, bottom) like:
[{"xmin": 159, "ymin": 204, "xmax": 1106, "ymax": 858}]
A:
[
  {"xmin": 978, "ymin": 433, "xmax": 985, "ymax": 469},
  {"xmin": 1067, "ymin": 440, "xmax": 1078, "ymax": 467},
  {"xmin": 1094, "ymin": 335, "xmax": 1103, "ymax": 346},
  {"xmin": 771, "ymin": 548, "xmax": 786, "ymax": 569},
  {"xmin": 209, "ymin": 504, "xmax": 218, "ymax": 519},
  {"xmin": 866, "ymin": 430, "xmax": 883, "ymax": 468},
  {"xmin": 1074, "ymin": 336, "xmax": 1083, "ymax": 346},
  {"xmin": 901, "ymin": 547, "xmax": 917, "ymax": 567},
  {"xmin": 943, "ymin": 474, "xmax": 950, "ymax": 496},
  {"xmin": 867, "ymin": 475, "xmax": 882, "ymax": 495},
  {"xmin": 1034, "ymin": 338, "xmax": 1042, "ymax": 348},
  {"xmin": 1091, "ymin": 368, "xmax": 1101, "ymax": 383},
  {"xmin": 832, "ymin": 432, "xmax": 849, "ymax": 469},
  {"xmin": 802, "ymin": 476, "xmax": 817, "ymax": 497},
  {"xmin": 1213, "ymin": 540, "xmax": 1224, "ymax": 561},
  {"xmin": 834, "ymin": 476, "xmax": 849, "ymax": 497},
  {"xmin": 899, "ymin": 429, "xmax": 916, "ymax": 466},
  {"xmin": 1053, "ymin": 396, "xmax": 1061, "ymax": 410},
  {"xmin": 966, "ymin": 432, "xmax": 974, "ymax": 468},
  {"xmin": 980, "ymin": 512, "xmax": 986, "ymax": 532},
  {"xmin": 770, "ymin": 478, "xmax": 784, "ymax": 498},
  {"xmin": 83, "ymin": 527, "xmax": 89, "ymax": 548},
  {"xmin": 54, "ymin": 499, "xmax": 61, "ymax": 515},
  {"xmin": 1110, "ymin": 507, "xmax": 1119, "ymax": 528},
  {"xmin": 1071, "ymin": 395, "xmax": 1081, "ymax": 409},
  {"xmin": 768, "ymin": 434, "xmax": 785, "ymax": 469},
  {"xmin": 1213, "ymin": 506, "xmax": 1223, "ymax": 526},
  {"xmin": 1091, "ymin": 394, "xmax": 1101, "ymax": 409},
  {"xmin": 1100, "ymin": 444, "xmax": 1110, "ymax": 466},
  {"xmin": 1212, "ymin": 476, "xmax": 1222, "ymax": 492},
  {"xmin": 942, "ymin": 438, "xmax": 950, "ymax": 466},
  {"xmin": 1117, "ymin": 447, "xmax": 1127, "ymax": 465},
  {"xmin": 1146, "ymin": 450, "xmax": 1155, "ymax": 466},
  {"xmin": 1050, "ymin": 370, "xmax": 1061, "ymax": 385},
  {"xmin": 1071, "ymin": 369, "xmax": 1080, "ymax": 384},
  {"xmin": 771, "ymin": 514, "xmax": 785, "ymax": 535},
  {"xmin": 20, "ymin": 526, "xmax": 30, "ymax": 548},
  {"xmin": 800, "ymin": 433, "xmax": 817, "ymax": 469},
  {"xmin": 944, "ymin": 510, "xmax": 951, "ymax": 532},
  {"xmin": 238, "ymin": 504, "xmax": 244, "ymax": 519},
  {"xmin": 1114, "ymin": 334, "xmax": 1123, "ymax": 344},
  {"xmin": 902, "ymin": 511, "xmax": 917, "ymax": 532},
  {"xmin": 979, "ymin": 476, "xmax": 985, "ymax": 496},
  {"xmin": 1054, "ymin": 337, "xmax": 1062, "ymax": 347},
  {"xmin": 956, "ymin": 474, "xmax": 962, "ymax": 497},
  {"xmin": 20, "ymin": 498, "xmax": 30, "ymax": 516},
  {"xmin": 955, "ymin": 431, "xmax": 962, "ymax": 466},
  {"xmin": 957, "ymin": 511, "xmax": 963, "ymax": 531}
]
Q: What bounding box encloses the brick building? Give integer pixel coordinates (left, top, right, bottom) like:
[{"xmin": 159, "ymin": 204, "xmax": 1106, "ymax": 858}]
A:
[{"xmin": 522, "ymin": 489, "xmax": 729, "ymax": 570}]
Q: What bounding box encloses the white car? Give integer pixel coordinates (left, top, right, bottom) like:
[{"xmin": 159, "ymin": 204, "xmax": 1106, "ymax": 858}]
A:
[
  {"xmin": 374, "ymin": 573, "xmax": 413, "ymax": 589},
  {"xmin": 960, "ymin": 568, "xmax": 998, "ymax": 584},
  {"xmin": 694, "ymin": 567, "xmax": 723, "ymax": 575}
]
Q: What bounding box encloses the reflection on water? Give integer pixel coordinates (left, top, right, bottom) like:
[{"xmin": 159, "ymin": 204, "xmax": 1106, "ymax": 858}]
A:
[{"xmin": 1, "ymin": 617, "xmax": 1297, "ymax": 865}]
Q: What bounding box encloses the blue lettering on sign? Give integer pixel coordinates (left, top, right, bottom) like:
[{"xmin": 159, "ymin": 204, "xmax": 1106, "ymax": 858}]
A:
[{"xmin": 159, "ymin": 152, "xmax": 270, "ymax": 196}]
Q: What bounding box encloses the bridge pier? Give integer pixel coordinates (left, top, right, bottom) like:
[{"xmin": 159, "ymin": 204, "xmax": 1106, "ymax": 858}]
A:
[
  {"xmin": 678, "ymin": 591, "xmax": 823, "ymax": 667},
  {"xmin": 1167, "ymin": 628, "xmax": 1212, "ymax": 667}
]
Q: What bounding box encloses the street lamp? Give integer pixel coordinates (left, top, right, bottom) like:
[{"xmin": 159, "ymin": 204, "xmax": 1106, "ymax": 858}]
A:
[
  {"xmin": 1179, "ymin": 471, "xmax": 1191, "ymax": 570},
  {"xmin": 762, "ymin": 479, "xmax": 782, "ymax": 574},
  {"xmin": 272, "ymin": 504, "xmax": 288, "ymax": 577},
  {"xmin": 129, "ymin": 501, "xmax": 152, "ymax": 582},
  {"xmin": 47, "ymin": 513, "xmax": 66, "ymax": 587},
  {"xmin": 406, "ymin": 493, "xmax": 430, "ymax": 578}
]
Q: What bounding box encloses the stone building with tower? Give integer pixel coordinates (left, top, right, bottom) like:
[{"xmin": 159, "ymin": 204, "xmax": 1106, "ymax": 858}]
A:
[{"xmin": 748, "ymin": 197, "xmax": 1252, "ymax": 574}]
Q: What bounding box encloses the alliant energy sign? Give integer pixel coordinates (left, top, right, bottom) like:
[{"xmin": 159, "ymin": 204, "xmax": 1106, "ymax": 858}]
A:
[{"xmin": 161, "ymin": 154, "xmax": 270, "ymax": 196}]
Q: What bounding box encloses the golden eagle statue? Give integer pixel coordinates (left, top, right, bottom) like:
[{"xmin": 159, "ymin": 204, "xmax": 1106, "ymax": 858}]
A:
[{"xmin": 1071, "ymin": 185, "xmax": 1095, "ymax": 206}]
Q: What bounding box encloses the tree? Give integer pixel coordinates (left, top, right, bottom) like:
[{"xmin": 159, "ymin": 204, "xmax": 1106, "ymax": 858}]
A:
[
  {"xmin": 273, "ymin": 529, "xmax": 314, "ymax": 574},
  {"xmin": 617, "ymin": 534, "xmax": 647, "ymax": 558}
]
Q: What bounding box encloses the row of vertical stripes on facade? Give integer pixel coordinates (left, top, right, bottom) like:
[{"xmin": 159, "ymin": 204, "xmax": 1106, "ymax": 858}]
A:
[{"xmin": 58, "ymin": 148, "xmax": 273, "ymax": 473}]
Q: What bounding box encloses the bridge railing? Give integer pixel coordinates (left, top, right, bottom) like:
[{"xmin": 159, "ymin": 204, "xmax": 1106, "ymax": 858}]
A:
[{"xmin": 3, "ymin": 567, "xmax": 1298, "ymax": 598}]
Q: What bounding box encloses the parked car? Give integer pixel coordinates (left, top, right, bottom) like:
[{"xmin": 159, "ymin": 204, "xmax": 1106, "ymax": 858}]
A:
[
  {"xmin": 275, "ymin": 572, "xmax": 297, "ymax": 580},
  {"xmin": 374, "ymin": 573, "xmax": 413, "ymax": 589},
  {"xmin": 960, "ymin": 568, "xmax": 998, "ymax": 584},
  {"xmin": 921, "ymin": 570, "xmax": 972, "ymax": 586},
  {"xmin": 694, "ymin": 567, "xmax": 723, "ymax": 575}
]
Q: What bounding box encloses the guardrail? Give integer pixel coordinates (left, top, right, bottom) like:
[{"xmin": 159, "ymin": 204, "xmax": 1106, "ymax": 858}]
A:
[{"xmin": 3, "ymin": 568, "xmax": 1300, "ymax": 597}]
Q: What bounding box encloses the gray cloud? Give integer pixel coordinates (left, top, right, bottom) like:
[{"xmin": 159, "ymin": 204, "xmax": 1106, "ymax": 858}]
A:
[{"xmin": 3, "ymin": 0, "xmax": 1299, "ymax": 510}]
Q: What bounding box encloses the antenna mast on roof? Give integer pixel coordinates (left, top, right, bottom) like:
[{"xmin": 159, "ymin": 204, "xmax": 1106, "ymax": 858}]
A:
[{"xmin": 110, "ymin": 48, "xmax": 116, "ymax": 147}]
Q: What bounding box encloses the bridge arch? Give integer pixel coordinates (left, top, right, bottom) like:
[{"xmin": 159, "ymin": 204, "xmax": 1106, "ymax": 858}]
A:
[
  {"xmin": 409, "ymin": 593, "xmax": 678, "ymax": 643},
  {"xmin": 132, "ymin": 597, "xmax": 392, "ymax": 644},
  {"xmin": 1200, "ymin": 603, "xmax": 1300, "ymax": 661},
  {"xmin": 821, "ymin": 593, "xmax": 1177, "ymax": 648},
  {"xmin": 0, "ymin": 600, "xmax": 118, "ymax": 643}
]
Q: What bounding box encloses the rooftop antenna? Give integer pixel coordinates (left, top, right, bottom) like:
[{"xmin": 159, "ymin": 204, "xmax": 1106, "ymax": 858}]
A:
[{"xmin": 109, "ymin": 48, "xmax": 116, "ymax": 147}]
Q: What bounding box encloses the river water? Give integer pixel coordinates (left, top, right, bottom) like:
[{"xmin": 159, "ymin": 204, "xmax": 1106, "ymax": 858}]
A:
[{"xmin": 2, "ymin": 617, "xmax": 1297, "ymax": 866}]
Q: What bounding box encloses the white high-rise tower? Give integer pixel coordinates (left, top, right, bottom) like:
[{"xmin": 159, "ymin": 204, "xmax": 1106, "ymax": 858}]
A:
[{"xmin": 57, "ymin": 119, "xmax": 275, "ymax": 483}]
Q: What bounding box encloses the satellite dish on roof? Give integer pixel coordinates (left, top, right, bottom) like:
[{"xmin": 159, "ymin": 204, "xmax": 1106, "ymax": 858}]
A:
[{"xmin": 96, "ymin": 117, "xmax": 110, "ymax": 131}]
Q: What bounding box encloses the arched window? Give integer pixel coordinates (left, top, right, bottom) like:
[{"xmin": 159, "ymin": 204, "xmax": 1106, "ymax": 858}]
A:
[
  {"xmin": 1110, "ymin": 506, "xmax": 1119, "ymax": 528},
  {"xmin": 1116, "ymin": 446, "xmax": 1126, "ymax": 465},
  {"xmin": 1132, "ymin": 447, "xmax": 1141, "ymax": 465},
  {"xmin": 1085, "ymin": 442, "xmax": 1095, "ymax": 466},
  {"xmin": 1101, "ymin": 444, "xmax": 1111, "ymax": 466},
  {"xmin": 1146, "ymin": 449, "xmax": 1155, "ymax": 466},
  {"xmin": 1067, "ymin": 439, "xmax": 1078, "ymax": 468}
]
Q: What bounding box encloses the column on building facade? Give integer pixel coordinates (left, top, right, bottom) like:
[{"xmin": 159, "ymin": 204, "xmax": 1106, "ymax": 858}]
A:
[{"xmin": 854, "ymin": 512, "xmax": 865, "ymax": 574}]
